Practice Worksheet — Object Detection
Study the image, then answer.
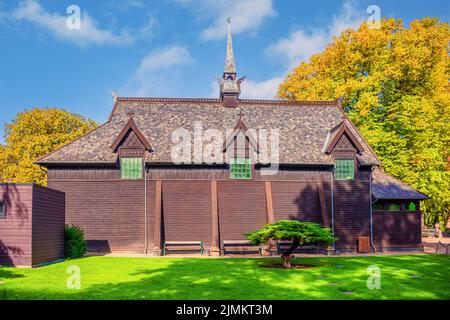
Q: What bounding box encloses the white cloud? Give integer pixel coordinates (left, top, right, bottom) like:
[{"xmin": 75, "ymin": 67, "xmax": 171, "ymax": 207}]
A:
[
  {"xmin": 267, "ymin": 29, "xmax": 328, "ymax": 68},
  {"xmin": 239, "ymin": 77, "xmax": 284, "ymax": 99},
  {"xmin": 208, "ymin": 76, "xmax": 282, "ymax": 99},
  {"xmin": 267, "ymin": 0, "xmax": 364, "ymax": 68},
  {"xmin": 177, "ymin": 0, "xmax": 276, "ymax": 40},
  {"xmin": 12, "ymin": 0, "xmax": 133, "ymax": 47},
  {"xmin": 122, "ymin": 46, "xmax": 194, "ymax": 96},
  {"xmin": 139, "ymin": 15, "xmax": 159, "ymax": 39},
  {"xmin": 238, "ymin": 1, "xmax": 365, "ymax": 99}
]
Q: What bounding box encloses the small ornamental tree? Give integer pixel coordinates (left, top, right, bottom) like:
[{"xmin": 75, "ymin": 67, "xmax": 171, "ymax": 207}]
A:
[{"xmin": 245, "ymin": 220, "xmax": 336, "ymax": 268}]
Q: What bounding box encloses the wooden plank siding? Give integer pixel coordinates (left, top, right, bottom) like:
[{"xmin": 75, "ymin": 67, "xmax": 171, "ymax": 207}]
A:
[
  {"xmin": 48, "ymin": 180, "xmax": 147, "ymax": 253},
  {"xmin": 271, "ymin": 181, "xmax": 323, "ymax": 223},
  {"xmin": 373, "ymin": 211, "xmax": 422, "ymax": 249},
  {"xmin": 161, "ymin": 181, "xmax": 212, "ymax": 247},
  {"xmin": 0, "ymin": 184, "xmax": 65, "ymax": 267},
  {"xmin": 31, "ymin": 185, "xmax": 65, "ymax": 265},
  {"xmin": 332, "ymin": 170, "xmax": 371, "ymax": 251},
  {"xmin": 46, "ymin": 165, "xmax": 423, "ymax": 254},
  {"xmin": 217, "ymin": 181, "xmax": 267, "ymax": 241},
  {"xmin": 0, "ymin": 184, "xmax": 33, "ymax": 266},
  {"xmin": 47, "ymin": 166, "xmax": 333, "ymax": 182}
]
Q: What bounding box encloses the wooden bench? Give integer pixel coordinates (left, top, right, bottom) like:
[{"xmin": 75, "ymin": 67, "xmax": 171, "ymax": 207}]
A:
[
  {"xmin": 221, "ymin": 240, "xmax": 262, "ymax": 255},
  {"xmin": 86, "ymin": 240, "xmax": 111, "ymax": 255},
  {"xmin": 163, "ymin": 241, "xmax": 204, "ymax": 255},
  {"xmin": 422, "ymin": 228, "xmax": 435, "ymax": 238},
  {"xmin": 436, "ymin": 241, "xmax": 449, "ymax": 255},
  {"xmin": 276, "ymin": 241, "xmax": 318, "ymax": 254}
]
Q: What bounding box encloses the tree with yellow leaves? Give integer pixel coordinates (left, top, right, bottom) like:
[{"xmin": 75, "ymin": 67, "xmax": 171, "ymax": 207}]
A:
[
  {"xmin": 1, "ymin": 108, "xmax": 97, "ymax": 185},
  {"xmin": 279, "ymin": 17, "xmax": 450, "ymax": 228}
]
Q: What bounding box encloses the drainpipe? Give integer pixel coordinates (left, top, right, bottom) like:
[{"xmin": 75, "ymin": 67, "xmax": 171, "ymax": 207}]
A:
[
  {"xmin": 331, "ymin": 167, "xmax": 335, "ymax": 251},
  {"xmin": 369, "ymin": 166, "xmax": 376, "ymax": 253},
  {"xmin": 144, "ymin": 164, "xmax": 148, "ymax": 254}
]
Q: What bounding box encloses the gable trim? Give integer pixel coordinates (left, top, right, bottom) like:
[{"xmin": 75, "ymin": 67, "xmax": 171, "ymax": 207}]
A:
[
  {"xmin": 110, "ymin": 117, "xmax": 152, "ymax": 151},
  {"xmin": 222, "ymin": 117, "xmax": 259, "ymax": 154},
  {"xmin": 325, "ymin": 121, "xmax": 364, "ymax": 154}
]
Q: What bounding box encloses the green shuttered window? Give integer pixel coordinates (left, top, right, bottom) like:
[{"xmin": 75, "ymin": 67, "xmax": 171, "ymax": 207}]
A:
[
  {"xmin": 121, "ymin": 157, "xmax": 143, "ymax": 179},
  {"xmin": 230, "ymin": 158, "xmax": 251, "ymax": 180},
  {"xmin": 335, "ymin": 159, "xmax": 355, "ymax": 180}
]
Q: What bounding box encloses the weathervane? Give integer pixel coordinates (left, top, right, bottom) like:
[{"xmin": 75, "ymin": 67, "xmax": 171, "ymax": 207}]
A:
[{"xmin": 110, "ymin": 91, "xmax": 118, "ymax": 103}]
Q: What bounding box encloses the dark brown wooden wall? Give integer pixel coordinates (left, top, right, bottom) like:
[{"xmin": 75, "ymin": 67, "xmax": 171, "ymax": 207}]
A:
[
  {"xmin": 272, "ymin": 182, "xmax": 322, "ymax": 223},
  {"xmin": 47, "ymin": 165, "xmax": 422, "ymax": 254},
  {"xmin": 31, "ymin": 185, "xmax": 65, "ymax": 266},
  {"xmin": 218, "ymin": 181, "xmax": 267, "ymax": 241},
  {"xmin": 0, "ymin": 184, "xmax": 33, "ymax": 266},
  {"xmin": 373, "ymin": 211, "xmax": 421, "ymax": 249},
  {"xmin": 48, "ymin": 180, "xmax": 147, "ymax": 253},
  {"xmin": 162, "ymin": 181, "xmax": 212, "ymax": 245},
  {"xmin": 333, "ymin": 170, "xmax": 371, "ymax": 251},
  {"xmin": 0, "ymin": 184, "xmax": 65, "ymax": 267}
]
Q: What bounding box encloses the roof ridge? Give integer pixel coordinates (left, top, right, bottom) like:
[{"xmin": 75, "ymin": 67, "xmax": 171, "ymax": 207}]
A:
[
  {"xmin": 107, "ymin": 97, "xmax": 340, "ymax": 122},
  {"xmin": 114, "ymin": 97, "xmax": 338, "ymax": 105}
]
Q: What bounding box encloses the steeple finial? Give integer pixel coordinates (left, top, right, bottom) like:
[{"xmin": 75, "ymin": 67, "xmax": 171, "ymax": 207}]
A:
[
  {"xmin": 220, "ymin": 17, "xmax": 240, "ymax": 108},
  {"xmin": 224, "ymin": 16, "xmax": 236, "ymax": 75}
]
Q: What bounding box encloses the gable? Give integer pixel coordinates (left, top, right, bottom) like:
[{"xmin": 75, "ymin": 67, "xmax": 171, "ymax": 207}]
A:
[
  {"xmin": 110, "ymin": 117, "xmax": 152, "ymax": 152},
  {"xmin": 119, "ymin": 130, "xmax": 145, "ymax": 149},
  {"xmin": 222, "ymin": 117, "xmax": 258, "ymax": 161},
  {"xmin": 334, "ymin": 133, "xmax": 357, "ymax": 150},
  {"xmin": 324, "ymin": 121, "xmax": 364, "ymax": 155}
]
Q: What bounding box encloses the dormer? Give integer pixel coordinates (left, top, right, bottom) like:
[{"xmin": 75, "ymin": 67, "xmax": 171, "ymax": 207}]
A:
[
  {"xmin": 110, "ymin": 116, "xmax": 151, "ymax": 179},
  {"xmin": 324, "ymin": 121, "xmax": 365, "ymax": 180}
]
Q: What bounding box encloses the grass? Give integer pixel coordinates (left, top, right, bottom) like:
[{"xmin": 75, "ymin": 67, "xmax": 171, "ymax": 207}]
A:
[{"xmin": 0, "ymin": 254, "xmax": 449, "ymax": 300}]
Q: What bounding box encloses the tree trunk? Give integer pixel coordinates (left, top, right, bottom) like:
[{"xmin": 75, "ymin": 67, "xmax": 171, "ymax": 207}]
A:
[{"xmin": 281, "ymin": 239, "xmax": 300, "ymax": 268}]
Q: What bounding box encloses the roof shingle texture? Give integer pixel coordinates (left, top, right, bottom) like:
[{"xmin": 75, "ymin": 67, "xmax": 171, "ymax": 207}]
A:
[
  {"xmin": 372, "ymin": 169, "xmax": 428, "ymax": 200},
  {"xmin": 37, "ymin": 99, "xmax": 380, "ymax": 165}
]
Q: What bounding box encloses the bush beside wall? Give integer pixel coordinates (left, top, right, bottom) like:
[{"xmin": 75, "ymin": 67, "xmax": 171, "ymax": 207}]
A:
[{"xmin": 64, "ymin": 225, "xmax": 87, "ymax": 259}]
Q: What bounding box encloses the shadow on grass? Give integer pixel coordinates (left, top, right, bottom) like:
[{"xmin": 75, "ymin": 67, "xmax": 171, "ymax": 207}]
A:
[
  {"xmin": 1, "ymin": 254, "xmax": 449, "ymax": 300},
  {"xmin": 0, "ymin": 267, "xmax": 25, "ymax": 280}
]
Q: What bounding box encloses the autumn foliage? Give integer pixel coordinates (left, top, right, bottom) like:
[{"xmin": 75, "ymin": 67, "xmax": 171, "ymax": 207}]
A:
[
  {"xmin": 0, "ymin": 108, "xmax": 97, "ymax": 185},
  {"xmin": 278, "ymin": 18, "xmax": 450, "ymax": 228}
]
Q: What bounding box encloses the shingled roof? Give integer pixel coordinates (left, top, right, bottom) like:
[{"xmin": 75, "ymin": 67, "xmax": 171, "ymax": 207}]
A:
[
  {"xmin": 36, "ymin": 97, "xmax": 381, "ymax": 166},
  {"xmin": 372, "ymin": 168, "xmax": 429, "ymax": 200}
]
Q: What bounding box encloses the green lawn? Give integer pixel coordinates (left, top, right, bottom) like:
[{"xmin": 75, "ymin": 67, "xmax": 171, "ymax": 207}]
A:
[{"xmin": 0, "ymin": 254, "xmax": 449, "ymax": 300}]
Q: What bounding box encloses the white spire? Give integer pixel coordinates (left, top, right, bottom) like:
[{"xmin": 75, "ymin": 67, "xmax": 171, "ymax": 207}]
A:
[{"xmin": 224, "ymin": 16, "xmax": 236, "ymax": 74}]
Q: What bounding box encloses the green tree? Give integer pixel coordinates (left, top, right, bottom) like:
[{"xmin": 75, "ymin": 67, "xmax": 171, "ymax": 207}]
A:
[
  {"xmin": 245, "ymin": 220, "xmax": 336, "ymax": 268},
  {"xmin": 1, "ymin": 108, "xmax": 97, "ymax": 185},
  {"xmin": 278, "ymin": 17, "xmax": 450, "ymax": 228}
]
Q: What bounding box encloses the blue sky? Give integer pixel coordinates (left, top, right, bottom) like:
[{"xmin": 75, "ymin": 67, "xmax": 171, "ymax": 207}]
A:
[{"xmin": 0, "ymin": 0, "xmax": 448, "ymax": 143}]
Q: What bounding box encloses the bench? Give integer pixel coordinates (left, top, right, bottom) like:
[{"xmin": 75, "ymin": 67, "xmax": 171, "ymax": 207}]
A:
[
  {"xmin": 86, "ymin": 240, "xmax": 111, "ymax": 255},
  {"xmin": 436, "ymin": 241, "xmax": 449, "ymax": 255},
  {"xmin": 276, "ymin": 241, "xmax": 318, "ymax": 254},
  {"xmin": 422, "ymin": 228, "xmax": 435, "ymax": 238},
  {"xmin": 221, "ymin": 240, "xmax": 262, "ymax": 255},
  {"xmin": 163, "ymin": 241, "xmax": 204, "ymax": 255}
]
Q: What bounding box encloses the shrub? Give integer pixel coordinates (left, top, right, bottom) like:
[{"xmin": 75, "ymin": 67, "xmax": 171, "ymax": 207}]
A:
[
  {"xmin": 245, "ymin": 220, "xmax": 336, "ymax": 268},
  {"xmin": 64, "ymin": 225, "xmax": 87, "ymax": 259}
]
